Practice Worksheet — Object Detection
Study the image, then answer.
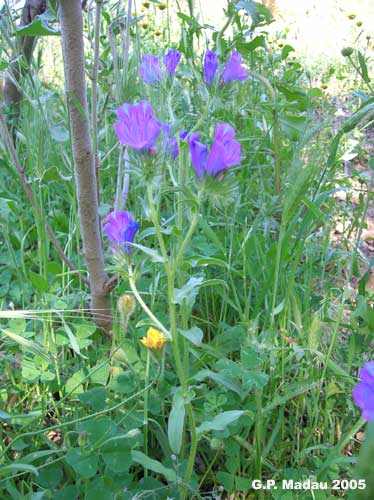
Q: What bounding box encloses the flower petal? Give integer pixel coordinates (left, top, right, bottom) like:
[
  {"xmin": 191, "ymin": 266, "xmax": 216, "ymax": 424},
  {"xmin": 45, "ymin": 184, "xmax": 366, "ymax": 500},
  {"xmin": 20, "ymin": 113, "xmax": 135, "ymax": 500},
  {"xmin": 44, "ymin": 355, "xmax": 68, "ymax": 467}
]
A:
[
  {"xmin": 221, "ymin": 50, "xmax": 248, "ymax": 83},
  {"xmin": 188, "ymin": 134, "xmax": 208, "ymax": 180}
]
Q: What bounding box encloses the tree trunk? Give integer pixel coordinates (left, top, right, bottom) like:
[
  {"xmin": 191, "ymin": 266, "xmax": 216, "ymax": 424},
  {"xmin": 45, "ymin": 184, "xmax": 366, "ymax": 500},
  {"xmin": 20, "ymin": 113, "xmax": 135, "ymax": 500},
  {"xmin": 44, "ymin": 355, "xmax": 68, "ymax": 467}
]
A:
[
  {"xmin": 3, "ymin": 0, "xmax": 46, "ymax": 109},
  {"xmin": 59, "ymin": 0, "xmax": 112, "ymax": 331}
]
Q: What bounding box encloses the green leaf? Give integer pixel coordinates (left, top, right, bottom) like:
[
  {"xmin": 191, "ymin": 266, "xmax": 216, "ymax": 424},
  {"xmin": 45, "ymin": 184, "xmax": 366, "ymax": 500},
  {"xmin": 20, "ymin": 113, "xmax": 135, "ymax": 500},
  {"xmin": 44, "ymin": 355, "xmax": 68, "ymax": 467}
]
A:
[
  {"xmin": 0, "ymin": 463, "xmax": 39, "ymax": 476},
  {"xmin": 129, "ymin": 243, "xmax": 164, "ymax": 263},
  {"xmin": 196, "ymin": 410, "xmax": 246, "ymax": 435},
  {"xmin": 1, "ymin": 329, "xmax": 50, "ymax": 362},
  {"xmin": 235, "ymin": 0, "xmax": 273, "ymax": 29},
  {"xmin": 177, "ymin": 12, "xmax": 202, "ymax": 29},
  {"xmin": 131, "ymin": 451, "xmax": 177, "ymax": 482},
  {"xmin": 36, "ymin": 463, "xmax": 62, "ymax": 489},
  {"xmin": 65, "ymin": 369, "xmax": 86, "ymax": 395},
  {"xmin": 109, "ymin": 371, "xmax": 137, "ymax": 394},
  {"xmin": 78, "ymin": 387, "xmax": 106, "ymax": 411},
  {"xmin": 173, "ymin": 277, "xmax": 204, "ymax": 307},
  {"xmin": 273, "ymin": 299, "xmax": 285, "ymax": 316},
  {"xmin": 28, "ymin": 271, "xmax": 48, "ymax": 292},
  {"xmin": 263, "ymin": 381, "xmax": 320, "ymax": 413},
  {"xmin": 358, "ymin": 50, "xmax": 370, "ymax": 83},
  {"xmin": 90, "ymin": 363, "xmax": 110, "ymax": 386},
  {"xmin": 77, "ymin": 418, "xmax": 117, "ymax": 446},
  {"xmin": 179, "ymin": 326, "xmax": 203, "ymax": 346},
  {"xmin": 236, "ymin": 35, "xmax": 266, "ymax": 55},
  {"xmin": 66, "ymin": 448, "xmax": 98, "ymax": 478},
  {"xmin": 193, "ymin": 369, "xmax": 242, "ymax": 397},
  {"xmin": 59, "ymin": 316, "xmax": 85, "ymax": 358},
  {"xmin": 15, "ymin": 12, "xmax": 60, "ymax": 36},
  {"xmin": 279, "ymin": 114, "xmax": 307, "ymax": 141},
  {"xmin": 216, "ymin": 471, "xmax": 234, "ymax": 492},
  {"xmin": 168, "ymin": 388, "xmax": 185, "ymax": 454},
  {"xmin": 281, "ymin": 44, "xmax": 295, "ymax": 60},
  {"xmin": 242, "ymin": 370, "xmax": 269, "ymax": 390},
  {"xmin": 102, "ymin": 443, "xmax": 132, "ymax": 473}
]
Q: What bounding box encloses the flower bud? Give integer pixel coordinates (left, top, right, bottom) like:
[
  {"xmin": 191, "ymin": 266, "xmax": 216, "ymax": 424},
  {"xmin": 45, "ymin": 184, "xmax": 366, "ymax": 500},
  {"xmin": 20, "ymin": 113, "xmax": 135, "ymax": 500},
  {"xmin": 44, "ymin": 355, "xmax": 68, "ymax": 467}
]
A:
[
  {"xmin": 111, "ymin": 347, "xmax": 128, "ymax": 364},
  {"xmin": 109, "ymin": 366, "xmax": 122, "ymax": 377},
  {"xmin": 341, "ymin": 47, "xmax": 354, "ymax": 57},
  {"xmin": 118, "ymin": 294, "xmax": 136, "ymax": 318},
  {"xmin": 125, "ymin": 428, "xmax": 141, "ymax": 438}
]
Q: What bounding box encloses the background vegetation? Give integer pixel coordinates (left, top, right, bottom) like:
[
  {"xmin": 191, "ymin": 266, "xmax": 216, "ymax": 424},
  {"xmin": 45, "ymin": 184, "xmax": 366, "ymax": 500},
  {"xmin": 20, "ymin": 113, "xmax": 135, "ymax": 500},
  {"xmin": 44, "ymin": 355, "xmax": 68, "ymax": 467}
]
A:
[{"xmin": 0, "ymin": 0, "xmax": 374, "ymax": 499}]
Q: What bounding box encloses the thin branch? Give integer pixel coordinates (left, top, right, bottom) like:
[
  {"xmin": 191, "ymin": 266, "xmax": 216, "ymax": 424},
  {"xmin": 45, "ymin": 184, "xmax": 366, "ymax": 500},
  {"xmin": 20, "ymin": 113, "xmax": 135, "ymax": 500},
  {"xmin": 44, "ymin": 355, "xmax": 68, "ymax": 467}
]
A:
[
  {"xmin": 0, "ymin": 108, "xmax": 90, "ymax": 287},
  {"xmin": 92, "ymin": 0, "xmax": 102, "ymax": 202}
]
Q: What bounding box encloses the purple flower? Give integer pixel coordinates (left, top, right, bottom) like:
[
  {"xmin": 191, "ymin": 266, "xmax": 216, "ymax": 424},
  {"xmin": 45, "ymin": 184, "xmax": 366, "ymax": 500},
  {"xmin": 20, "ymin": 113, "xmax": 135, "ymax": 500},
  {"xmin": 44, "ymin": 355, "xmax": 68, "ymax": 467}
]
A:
[
  {"xmin": 353, "ymin": 362, "xmax": 374, "ymax": 421},
  {"xmin": 104, "ymin": 211, "xmax": 140, "ymax": 255},
  {"xmin": 114, "ymin": 101, "xmax": 161, "ymax": 154},
  {"xmin": 162, "ymin": 124, "xmax": 178, "ymax": 159},
  {"xmin": 164, "ymin": 49, "xmax": 182, "ymax": 77},
  {"xmin": 179, "ymin": 129, "xmax": 188, "ymax": 141},
  {"xmin": 188, "ymin": 123, "xmax": 241, "ymax": 180},
  {"xmin": 221, "ymin": 50, "xmax": 248, "ymax": 83},
  {"xmin": 204, "ymin": 50, "xmax": 219, "ymax": 87},
  {"xmin": 140, "ymin": 54, "xmax": 163, "ymax": 84}
]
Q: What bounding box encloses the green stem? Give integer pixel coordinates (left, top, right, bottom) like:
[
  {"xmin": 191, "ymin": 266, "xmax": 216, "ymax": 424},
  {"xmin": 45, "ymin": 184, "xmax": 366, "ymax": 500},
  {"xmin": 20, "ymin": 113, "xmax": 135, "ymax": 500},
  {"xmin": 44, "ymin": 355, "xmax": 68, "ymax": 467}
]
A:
[
  {"xmin": 143, "ymin": 348, "xmax": 151, "ymax": 475},
  {"xmin": 147, "ymin": 184, "xmax": 169, "ymax": 265},
  {"xmin": 128, "ymin": 273, "xmax": 171, "ymax": 340},
  {"xmin": 175, "ymin": 211, "xmax": 200, "ymax": 268},
  {"xmin": 147, "ymin": 178, "xmax": 199, "ymax": 499}
]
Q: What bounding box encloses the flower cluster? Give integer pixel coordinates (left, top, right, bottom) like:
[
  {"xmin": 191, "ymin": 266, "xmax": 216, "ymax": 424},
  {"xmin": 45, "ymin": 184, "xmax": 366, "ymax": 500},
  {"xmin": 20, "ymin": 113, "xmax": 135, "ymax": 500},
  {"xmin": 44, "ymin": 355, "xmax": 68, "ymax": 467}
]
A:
[
  {"xmin": 140, "ymin": 49, "xmax": 182, "ymax": 84},
  {"xmin": 113, "ymin": 100, "xmax": 242, "ymax": 180},
  {"xmin": 203, "ymin": 49, "xmax": 249, "ymax": 87},
  {"xmin": 353, "ymin": 362, "xmax": 374, "ymax": 421},
  {"xmin": 188, "ymin": 123, "xmax": 241, "ymax": 180}
]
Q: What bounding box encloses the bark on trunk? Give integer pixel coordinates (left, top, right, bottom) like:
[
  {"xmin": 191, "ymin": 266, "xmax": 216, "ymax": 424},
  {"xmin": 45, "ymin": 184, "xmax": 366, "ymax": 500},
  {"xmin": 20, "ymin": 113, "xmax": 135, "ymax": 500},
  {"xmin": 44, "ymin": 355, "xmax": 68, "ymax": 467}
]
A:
[
  {"xmin": 3, "ymin": 0, "xmax": 46, "ymax": 109},
  {"xmin": 59, "ymin": 0, "xmax": 112, "ymax": 331}
]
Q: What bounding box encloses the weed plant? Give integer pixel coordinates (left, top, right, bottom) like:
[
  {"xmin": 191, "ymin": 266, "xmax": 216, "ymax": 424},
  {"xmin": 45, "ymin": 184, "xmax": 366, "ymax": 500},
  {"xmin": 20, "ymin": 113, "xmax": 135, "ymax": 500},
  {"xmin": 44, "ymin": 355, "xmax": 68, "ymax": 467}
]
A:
[{"xmin": 0, "ymin": 1, "xmax": 373, "ymax": 499}]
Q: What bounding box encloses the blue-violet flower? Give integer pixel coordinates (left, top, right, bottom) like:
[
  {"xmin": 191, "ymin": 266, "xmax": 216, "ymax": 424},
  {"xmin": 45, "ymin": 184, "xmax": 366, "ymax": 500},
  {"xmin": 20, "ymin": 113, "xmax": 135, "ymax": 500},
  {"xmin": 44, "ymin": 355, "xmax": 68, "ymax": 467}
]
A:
[
  {"xmin": 204, "ymin": 50, "xmax": 219, "ymax": 87},
  {"xmin": 163, "ymin": 49, "xmax": 182, "ymax": 77},
  {"xmin": 114, "ymin": 101, "xmax": 161, "ymax": 154},
  {"xmin": 221, "ymin": 50, "xmax": 248, "ymax": 83},
  {"xmin": 353, "ymin": 362, "xmax": 374, "ymax": 421},
  {"xmin": 104, "ymin": 211, "xmax": 140, "ymax": 255},
  {"xmin": 140, "ymin": 54, "xmax": 163, "ymax": 84},
  {"xmin": 188, "ymin": 123, "xmax": 241, "ymax": 180}
]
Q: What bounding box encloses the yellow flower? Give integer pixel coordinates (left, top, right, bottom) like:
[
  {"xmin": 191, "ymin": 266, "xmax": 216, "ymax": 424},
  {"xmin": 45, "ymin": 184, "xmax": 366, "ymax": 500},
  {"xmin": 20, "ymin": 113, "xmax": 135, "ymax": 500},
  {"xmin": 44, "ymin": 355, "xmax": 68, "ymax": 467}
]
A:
[
  {"xmin": 142, "ymin": 1, "xmax": 150, "ymax": 7},
  {"xmin": 321, "ymin": 83, "xmax": 328, "ymax": 89},
  {"xmin": 158, "ymin": 2, "xmax": 167, "ymax": 10},
  {"xmin": 141, "ymin": 22, "xmax": 150, "ymax": 29},
  {"xmin": 140, "ymin": 327, "xmax": 166, "ymax": 349},
  {"xmin": 154, "ymin": 30, "xmax": 162, "ymax": 36},
  {"xmin": 348, "ymin": 13, "xmax": 356, "ymax": 20}
]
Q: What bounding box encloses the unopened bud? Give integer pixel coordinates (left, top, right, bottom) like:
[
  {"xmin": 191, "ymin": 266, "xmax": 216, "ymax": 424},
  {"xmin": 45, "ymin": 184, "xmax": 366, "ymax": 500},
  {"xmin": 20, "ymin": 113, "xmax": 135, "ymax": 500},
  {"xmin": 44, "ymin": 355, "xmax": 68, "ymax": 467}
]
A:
[
  {"xmin": 118, "ymin": 294, "xmax": 136, "ymax": 318},
  {"xmin": 341, "ymin": 47, "xmax": 354, "ymax": 57}
]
